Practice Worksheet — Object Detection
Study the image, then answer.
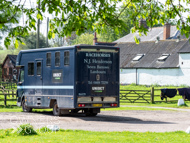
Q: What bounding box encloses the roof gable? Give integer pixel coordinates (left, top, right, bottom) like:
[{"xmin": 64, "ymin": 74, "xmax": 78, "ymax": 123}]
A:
[
  {"xmin": 115, "ymin": 26, "xmax": 181, "ymax": 43},
  {"xmin": 2, "ymin": 55, "xmax": 17, "ymax": 67}
]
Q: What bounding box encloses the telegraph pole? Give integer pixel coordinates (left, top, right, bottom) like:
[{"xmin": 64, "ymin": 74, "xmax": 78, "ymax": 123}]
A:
[
  {"xmin": 46, "ymin": 17, "xmax": 49, "ymax": 47},
  {"xmin": 36, "ymin": 0, "xmax": 40, "ymax": 49}
]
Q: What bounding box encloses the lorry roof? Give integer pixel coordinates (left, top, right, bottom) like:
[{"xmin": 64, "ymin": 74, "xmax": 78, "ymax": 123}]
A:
[{"xmin": 19, "ymin": 45, "xmax": 118, "ymax": 54}]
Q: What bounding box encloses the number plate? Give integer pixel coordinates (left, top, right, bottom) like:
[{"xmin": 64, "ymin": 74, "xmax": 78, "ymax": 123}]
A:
[{"xmin": 92, "ymin": 104, "xmax": 102, "ymax": 107}]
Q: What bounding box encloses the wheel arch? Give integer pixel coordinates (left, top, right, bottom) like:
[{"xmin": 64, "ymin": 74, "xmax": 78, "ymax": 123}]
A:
[{"xmin": 49, "ymin": 99, "xmax": 57, "ymax": 108}]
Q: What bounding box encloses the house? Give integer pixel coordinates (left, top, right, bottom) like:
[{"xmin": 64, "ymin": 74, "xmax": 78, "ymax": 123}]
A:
[
  {"xmin": 115, "ymin": 20, "xmax": 186, "ymax": 43},
  {"xmin": 118, "ymin": 39, "xmax": 190, "ymax": 86},
  {"xmin": 115, "ymin": 20, "xmax": 190, "ymax": 86},
  {"xmin": 1, "ymin": 55, "xmax": 19, "ymax": 82}
]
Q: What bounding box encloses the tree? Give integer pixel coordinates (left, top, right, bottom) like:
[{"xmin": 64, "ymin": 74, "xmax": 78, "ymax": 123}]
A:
[
  {"xmin": 98, "ymin": 6, "xmax": 133, "ymax": 42},
  {"xmin": 19, "ymin": 32, "xmax": 47, "ymax": 49},
  {"xmin": 71, "ymin": 33, "xmax": 94, "ymax": 45},
  {"xmin": 1, "ymin": 0, "xmax": 190, "ymax": 48}
]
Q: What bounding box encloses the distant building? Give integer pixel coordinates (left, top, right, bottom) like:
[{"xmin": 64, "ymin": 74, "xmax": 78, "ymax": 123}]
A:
[
  {"xmin": 111, "ymin": 19, "xmax": 190, "ymax": 86},
  {"xmin": 1, "ymin": 55, "xmax": 19, "ymax": 82},
  {"xmin": 118, "ymin": 39, "xmax": 190, "ymax": 86},
  {"xmin": 92, "ymin": 23, "xmax": 190, "ymax": 86},
  {"xmin": 115, "ymin": 21, "xmax": 186, "ymax": 43}
]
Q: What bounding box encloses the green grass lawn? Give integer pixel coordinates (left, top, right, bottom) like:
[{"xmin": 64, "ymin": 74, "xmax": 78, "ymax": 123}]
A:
[
  {"xmin": 0, "ymin": 106, "xmax": 54, "ymax": 112},
  {"xmin": 0, "ymin": 129, "xmax": 190, "ymax": 143}
]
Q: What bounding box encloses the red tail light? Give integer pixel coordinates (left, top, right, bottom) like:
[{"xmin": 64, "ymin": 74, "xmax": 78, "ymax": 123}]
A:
[
  {"xmin": 110, "ymin": 103, "xmax": 117, "ymax": 107},
  {"xmin": 78, "ymin": 104, "xmax": 85, "ymax": 107}
]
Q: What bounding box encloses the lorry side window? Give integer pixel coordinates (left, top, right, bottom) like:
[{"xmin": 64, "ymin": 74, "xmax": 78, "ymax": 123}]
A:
[
  {"xmin": 37, "ymin": 62, "xmax": 41, "ymax": 75},
  {"xmin": 46, "ymin": 53, "xmax": 51, "ymax": 66},
  {"xmin": 28, "ymin": 63, "xmax": 34, "ymax": 76},
  {"xmin": 55, "ymin": 52, "xmax": 60, "ymax": 67},
  {"xmin": 64, "ymin": 51, "xmax": 69, "ymax": 66},
  {"xmin": 19, "ymin": 68, "xmax": 24, "ymax": 83}
]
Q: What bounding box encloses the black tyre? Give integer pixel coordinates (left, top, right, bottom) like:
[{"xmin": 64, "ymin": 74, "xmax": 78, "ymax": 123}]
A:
[
  {"xmin": 22, "ymin": 99, "xmax": 32, "ymax": 112},
  {"xmin": 85, "ymin": 109, "xmax": 98, "ymax": 116},
  {"xmin": 90, "ymin": 113, "xmax": 98, "ymax": 116},
  {"xmin": 53, "ymin": 101, "xmax": 61, "ymax": 116}
]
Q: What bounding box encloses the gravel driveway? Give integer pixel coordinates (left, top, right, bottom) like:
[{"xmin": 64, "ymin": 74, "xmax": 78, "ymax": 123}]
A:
[{"xmin": 0, "ymin": 109, "xmax": 190, "ymax": 132}]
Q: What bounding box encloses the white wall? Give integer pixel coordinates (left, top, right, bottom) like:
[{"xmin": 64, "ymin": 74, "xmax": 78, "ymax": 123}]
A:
[
  {"xmin": 120, "ymin": 69, "xmax": 136, "ymax": 84},
  {"xmin": 120, "ymin": 53, "xmax": 190, "ymax": 86}
]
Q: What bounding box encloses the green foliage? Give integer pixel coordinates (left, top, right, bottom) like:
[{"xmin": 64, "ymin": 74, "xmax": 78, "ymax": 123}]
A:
[
  {"xmin": 71, "ymin": 33, "xmax": 94, "ymax": 45},
  {"xmin": 39, "ymin": 127, "xmax": 51, "ymax": 133},
  {"xmin": 17, "ymin": 124, "xmax": 37, "ymax": 136},
  {"xmin": 19, "ymin": 32, "xmax": 47, "ymax": 49},
  {"xmin": 1, "ymin": 0, "xmax": 190, "ymax": 48}
]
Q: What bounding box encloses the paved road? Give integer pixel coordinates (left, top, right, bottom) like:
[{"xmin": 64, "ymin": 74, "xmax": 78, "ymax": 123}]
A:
[{"xmin": 0, "ymin": 109, "xmax": 190, "ymax": 132}]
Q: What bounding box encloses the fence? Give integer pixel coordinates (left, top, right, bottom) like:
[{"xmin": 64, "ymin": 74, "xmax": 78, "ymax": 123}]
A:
[
  {"xmin": 0, "ymin": 82, "xmax": 17, "ymax": 89},
  {"xmin": 0, "ymin": 85, "xmax": 17, "ymax": 106},
  {"xmin": 120, "ymin": 87, "xmax": 188, "ymax": 104},
  {"xmin": 120, "ymin": 89, "xmax": 151, "ymax": 103}
]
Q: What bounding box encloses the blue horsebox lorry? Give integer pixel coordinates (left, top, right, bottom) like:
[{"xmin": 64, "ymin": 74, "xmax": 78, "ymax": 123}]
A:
[{"xmin": 16, "ymin": 45, "xmax": 120, "ymax": 116}]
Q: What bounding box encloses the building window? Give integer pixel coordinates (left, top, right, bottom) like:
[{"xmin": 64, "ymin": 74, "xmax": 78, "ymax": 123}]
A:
[
  {"xmin": 37, "ymin": 62, "xmax": 41, "ymax": 75},
  {"xmin": 55, "ymin": 52, "xmax": 60, "ymax": 67},
  {"xmin": 9, "ymin": 68, "xmax": 12, "ymax": 75},
  {"xmin": 133, "ymin": 54, "xmax": 145, "ymax": 61},
  {"xmin": 46, "ymin": 53, "xmax": 51, "ymax": 66},
  {"xmin": 64, "ymin": 51, "xmax": 70, "ymax": 66},
  {"xmin": 158, "ymin": 54, "xmax": 170, "ymax": 61},
  {"xmin": 28, "ymin": 63, "xmax": 34, "ymax": 76}
]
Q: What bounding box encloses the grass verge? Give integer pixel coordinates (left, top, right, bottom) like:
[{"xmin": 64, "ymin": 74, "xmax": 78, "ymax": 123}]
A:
[
  {"xmin": 0, "ymin": 129, "xmax": 190, "ymax": 143},
  {"xmin": 0, "ymin": 106, "xmax": 53, "ymax": 112}
]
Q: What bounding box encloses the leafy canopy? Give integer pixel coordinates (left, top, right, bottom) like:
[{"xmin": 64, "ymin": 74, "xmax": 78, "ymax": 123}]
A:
[
  {"xmin": 0, "ymin": 0, "xmax": 190, "ymax": 48},
  {"xmin": 71, "ymin": 33, "xmax": 94, "ymax": 45}
]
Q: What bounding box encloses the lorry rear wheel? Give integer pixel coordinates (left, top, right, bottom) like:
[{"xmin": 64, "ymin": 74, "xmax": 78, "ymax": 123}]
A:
[
  {"xmin": 53, "ymin": 102, "xmax": 61, "ymax": 116},
  {"xmin": 90, "ymin": 113, "xmax": 98, "ymax": 116},
  {"xmin": 22, "ymin": 99, "xmax": 32, "ymax": 112},
  {"xmin": 85, "ymin": 112, "xmax": 98, "ymax": 116},
  {"xmin": 84, "ymin": 109, "xmax": 98, "ymax": 116}
]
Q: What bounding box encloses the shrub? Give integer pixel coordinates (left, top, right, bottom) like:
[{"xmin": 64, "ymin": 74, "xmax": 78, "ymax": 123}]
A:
[
  {"xmin": 39, "ymin": 127, "xmax": 51, "ymax": 133},
  {"xmin": 17, "ymin": 124, "xmax": 37, "ymax": 136}
]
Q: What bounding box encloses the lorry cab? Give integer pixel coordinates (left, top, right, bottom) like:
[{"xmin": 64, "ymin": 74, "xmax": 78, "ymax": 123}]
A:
[{"xmin": 16, "ymin": 45, "xmax": 120, "ymax": 116}]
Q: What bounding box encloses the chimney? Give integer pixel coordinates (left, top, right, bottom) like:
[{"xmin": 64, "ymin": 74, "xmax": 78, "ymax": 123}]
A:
[
  {"xmin": 139, "ymin": 19, "xmax": 148, "ymax": 29},
  {"xmin": 93, "ymin": 32, "xmax": 98, "ymax": 45},
  {"xmin": 163, "ymin": 23, "xmax": 171, "ymax": 40}
]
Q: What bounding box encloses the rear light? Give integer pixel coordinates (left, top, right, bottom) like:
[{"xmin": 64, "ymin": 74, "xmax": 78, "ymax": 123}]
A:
[
  {"xmin": 110, "ymin": 103, "xmax": 117, "ymax": 107},
  {"xmin": 78, "ymin": 104, "xmax": 85, "ymax": 107}
]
